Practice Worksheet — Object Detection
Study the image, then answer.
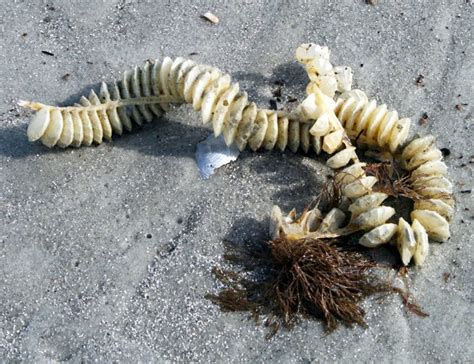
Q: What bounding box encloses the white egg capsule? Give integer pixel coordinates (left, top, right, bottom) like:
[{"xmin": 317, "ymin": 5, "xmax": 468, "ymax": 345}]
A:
[
  {"xmin": 295, "ymin": 43, "xmax": 330, "ymax": 64},
  {"xmin": 411, "ymin": 209, "xmax": 450, "ymax": 242},
  {"xmin": 416, "ymin": 187, "xmax": 453, "ymax": 200},
  {"xmin": 401, "ymin": 135, "xmax": 436, "ymax": 161},
  {"xmin": 343, "ymin": 176, "xmax": 378, "ymax": 199},
  {"xmin": 412, "ymin": 219, "xmax": 429, "ymax": 266},
  {"xmin": 318, "ymin": 208, "xmax": 346, "ymax": 233},
  {"xmin": 411, "ymin": 176, "xmax": 453, "ymax": 191},
  {"xmin": 414, "ymin": 199, "xmax": 454, "ymax": 221},
  {"xmin": 410, "ymin": 160, "xmax": 448, "ymax": 178},
  {"xmin": 301, "ymin": 208, "xmax": 322, "ymax": 233},
  {"xmin": 269, "ymin": 205, "xmax": 286, "ymax": 240},
  {"xmin": 397, "ymin": 218, "xmax": 417, "ymax": 266},
  {"xmin": 326, "ymin": 147, "xmax": 357, "ymax": 169},
  {"xmin": 350, "ymin": 206, "xmax": 396, "ymax": 230},
  {"xmin": 334, "ymin": 162, "xmax": 367, "ymax": 185},
  {"xmin": 348, "ymin": 192, "xmax": 389, "ymax": 218},
  {"xmin": 359, "ymin": 223, "xmax": 398, "ymax": 248},
  {"xmin": 334, "ymin": 66, "xmax": 353, "ymax": 93},
  {"xmin": 406, "ymin": 147, "xmax": 443, "ymax": 170}
]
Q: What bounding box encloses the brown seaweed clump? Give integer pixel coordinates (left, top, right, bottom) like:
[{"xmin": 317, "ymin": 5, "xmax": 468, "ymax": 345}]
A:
[{"xmin": 207, "ymin": 236, "xmax": 426, "ymax": 338}]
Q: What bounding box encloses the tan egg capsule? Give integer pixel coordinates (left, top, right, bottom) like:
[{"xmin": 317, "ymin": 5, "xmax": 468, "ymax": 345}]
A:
[
  {"xmin": 410, "ymin": 160, "xmax": 448, "ymax": 178},
  {"xmin": 343, "ymin": 176, "xmax": 378, "ymax": 199},
  {"xmin": 417, "ymin": 187, "xmax": 453, "ymax": 200},
  {"xmin": 326, "ymin": 147, "xmax": 357, "ymax": 169},
  {"xmin": 412, "ymin": 176, "xmax": 453, "ymax": 192},
  {"xmin": 397, "ymin": 217, "xmax": 417, "ymax": 266},
  {"xmin": 348, "ymin": 192, "xmax": 389, "ymax": 218},
  {"xmin": 411, "ymin": 209, "xmax": 450, "ymax": 242},
  {"xmin": 401, "ymin": 135, "xmax": 436, "ymax": 161},
  {"xmin": 412, "ymin": 219, "xmax": 429, "ymax": 266},
  {"xmin": 414, "ymin": 199, "xmax": 454, "ymax": 221},
  {"xmin": 26, "ymin": 106, "xmax": 50, "ymax": 141},
  {"xmin": 322, "ymin": 129, "xmax": 344, "ymax": 154},
  {"xmin": 350, "ymin": 206, "xmax": 396, "ymax": 230},
  {"xmin": 359, "ymin": 223, "xmax": 397, "ymax": 248},
  {"xmin": 318, "ymin": 208, "xmax": 346, "ymax": 233},
  {"xmin": 406, "ymin": 147, "xmax": 443, "ymax": 170},
  {"xmin": 334, "ymin": 162, "xmax": 367, "ymax": 185}
]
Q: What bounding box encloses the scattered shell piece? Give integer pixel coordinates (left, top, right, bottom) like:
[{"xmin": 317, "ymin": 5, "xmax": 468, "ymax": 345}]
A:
[
  {"xmin": 201, "ymin": 12, "xmax": 219, "ymax": 24},
  {"xmin": 196, "ymin": 134, "xmax": 240, "ymax": 179}
]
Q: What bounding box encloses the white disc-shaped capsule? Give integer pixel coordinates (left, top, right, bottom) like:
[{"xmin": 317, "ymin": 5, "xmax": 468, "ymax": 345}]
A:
[
  {"xmin": 351, "ymin": 206, "xmax": 395, "ymax": 230},
  {"xmin": 269, "ymin": 205, "xmax": 285, "ymax": 240},
  {"xmin": 322, "ymin": 129, "xmax": 344, "ymax": 154},
  {"xmin": 359, "ymin": 223, "xmax": 397, "ymax": 248},
  {"xmin": 310, "ymin": 113, "xmax": 331, "ymax": 136},
  {"xmin": 406, "ymin": 147, "xmax": 443, "ymax": 170},
  {"xmin": 335, "ymin": 162, "xmax": 367, "ymax": 185},
  {"xmin": 326, "ymin": 147, "xmax": 356, "ymax": 169},
  {"xmin": 276, "ymin": 116, "xmax": 289, "ymax": 152},
  {"xmin": 41, "ymin": 108, "xmax": 63, "ymax": 147},
  {"xmin": 56, "ymin": 111, "xmax": 74, "ymax": 148},
  {"xmin": 343, "ymin": 176, "xmax": 378, "ymax": 199},
  {"xmin": 401, "ymin": 135, "xmax": 436, "ymax": 161},
  {"xmin": 411, "ymin": 209, "xmax": 450, "ymax": 242},
  {"xmin": 397, "ymin": 217, "xmax": 416, "ymax": 266},
  {"xmin": 212, "ymin": 82, "xmax": 240, "ymax": 136},
  {"xmin": 234, "ymin": 103, "xmax": 257, "ymax": 151},
  {"xmin": 27, "ymin": 107, "xmax": 50, "ymax": 141},
  {"xmin": 288, "ymin": 120, "xmax": 300, "ymax": 153},
  {"xmin": 414, "ymin": 199, "xmax": 454, "ymax": 221},
  {"xmin": 412, "ymin": 176, "xmax": 453, "ymax": 191},
  {"xmin": 247, "ymin": 110, "xmax": 268, "ymax": 151},
  {"xmin": 318, "ymin": 208, "xmax": 346, "ymax": 233},
  {"xmin": 417, "ymin": 187, "xmax": 453, "ymax": 200},
  {"xmin": 388, "ymin": 118, "xmax": 411, "ymax": 153},
  {"xmin": 334, "ymin": 66, "xmax": 353, "ymax": 93},
  {"xmin": 264, "ymin": 111, "xmax": 279, "ymax": 150},
  {"xmin": 412, "ymin": 219, "xmax": 429, "ymax": 266},
  {"xmin": 411, "ymin": 160, "xmax": 448, "ymax": 178},
  {"xmin": 348, "ymin": 192, "xmax": 389, "ymax": 218}
]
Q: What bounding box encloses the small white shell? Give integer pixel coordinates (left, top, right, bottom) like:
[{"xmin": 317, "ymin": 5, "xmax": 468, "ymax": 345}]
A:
[
  {"xmin": 411, "ymin": 209, "xmax": 450, "ymax": 242},
  {"xmin": 397, "ymin": 218, "xmax": 417, "ymax": 266},
  {"xmin": 348, "ymin": 192, "xmax": 389, "ymax": 218},
  {"xmin": 351, "ymin": 206, "xmax": 395, "ymax": 230},
  {"xmin": 411, "ymin": 160, "xmax": 448, "ymax": 178},
  {"xmin": 412, "ymin": 219, "xmax": 429, "ymax": 266},
  {"xmin": 326, "ymin": 147, "xmax": 356, "ymax": 169},
  {"xmin": 359, "ymin": 223, "xmax": 397, "ymax": 248},
  {"xmin": 401, "ymin": 135, "xmax": 436, "ymax": 161},
  {"xmin": 414, "ymin": 199, "xmax": 454, "ymax": 221},
  {"xmin": 343, "ymin": 176, "xmax": 378, "ymax": 199}
]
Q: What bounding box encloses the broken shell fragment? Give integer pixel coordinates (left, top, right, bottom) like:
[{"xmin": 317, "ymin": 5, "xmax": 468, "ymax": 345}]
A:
[
  {"xmin": 397, "ymin": 217, "xmax": 417, "ymax": 266},
  {"xmin": 350, "ymin": 206, "xmax": 395, "ymax": 230},
  {"xmin": 412, "ymin": 219, "xmax": 429, "ymax": 266},
  {"xmin": 359, "ymin": 223, "xmax": 397, "ymax": 248},
  {"xmin": 411, "ymin": 209, "xmax": 450, "ymax": 242}
]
